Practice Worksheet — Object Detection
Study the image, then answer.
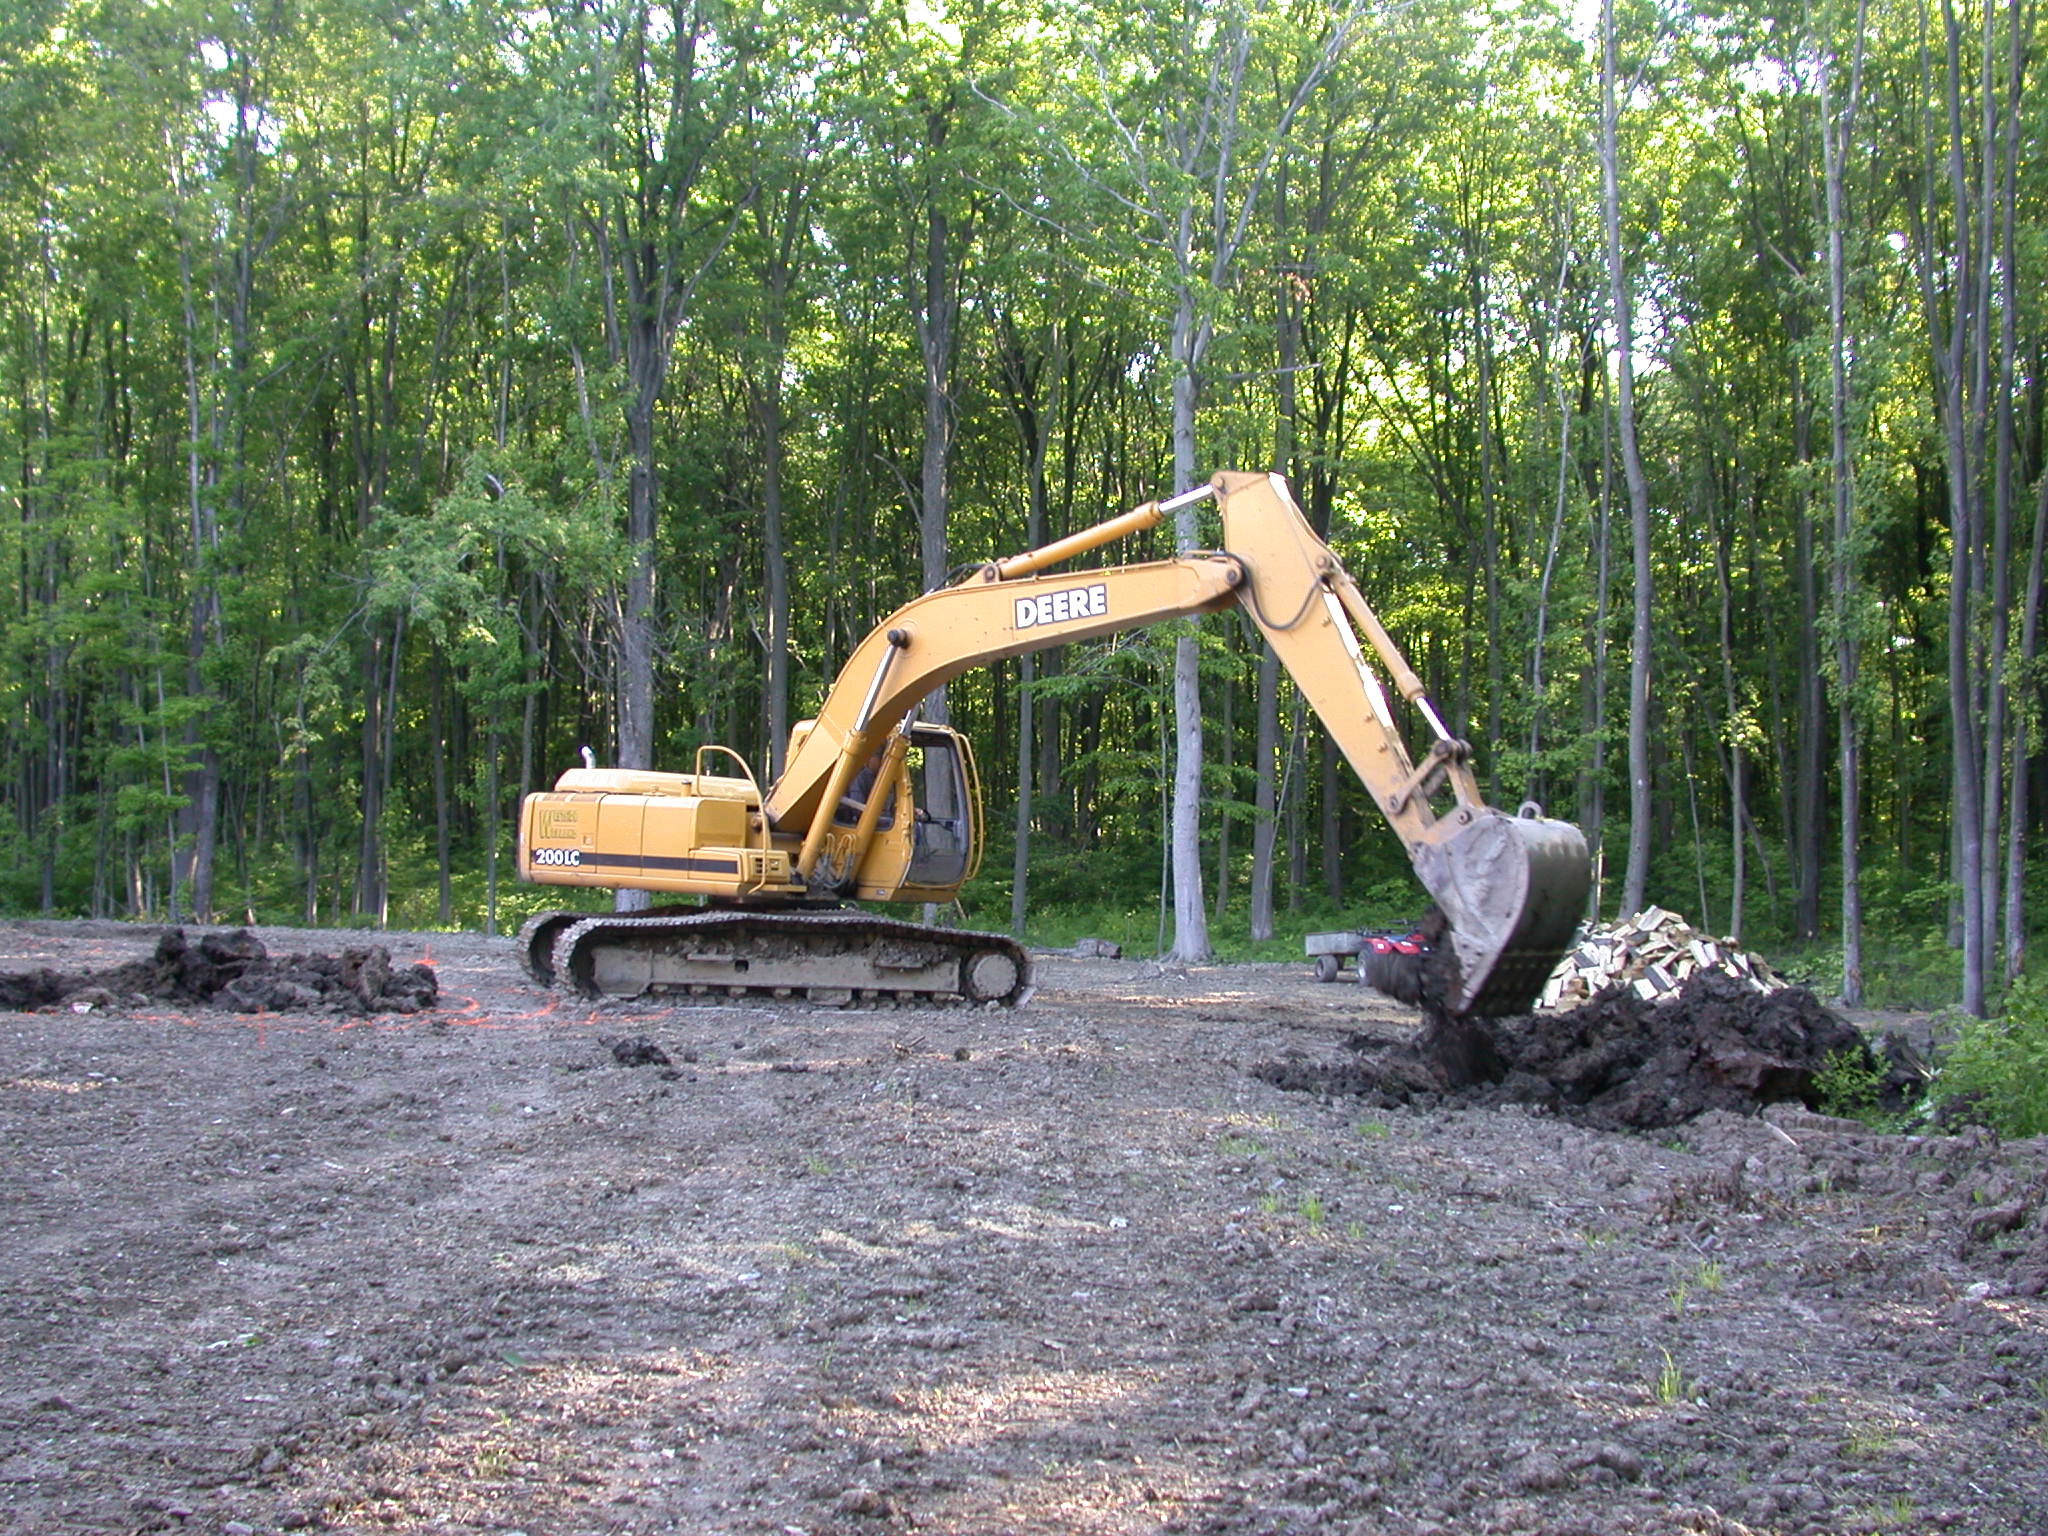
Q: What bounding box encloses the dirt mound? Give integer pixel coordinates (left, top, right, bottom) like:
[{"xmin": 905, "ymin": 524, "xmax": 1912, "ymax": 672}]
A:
[
  {"xmin": 1491, "ymin": 971, "xmax": 1869, "ymax": 1130},
  {"xmin": 0, "ymin": 927, "xmax": 437, "ymax": 1015},
  {"xmin": 1256, "ymin": 971, "xmax": 1871, "ymax": 1131}
]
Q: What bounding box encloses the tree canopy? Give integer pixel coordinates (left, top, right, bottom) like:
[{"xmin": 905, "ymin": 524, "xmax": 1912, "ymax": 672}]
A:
[{"xmin": 3, "ymin": 0, "xmax": 2042, "ymax": 1011}]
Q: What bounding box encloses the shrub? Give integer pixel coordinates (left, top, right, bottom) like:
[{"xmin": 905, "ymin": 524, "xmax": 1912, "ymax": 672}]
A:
[
  {"xmin": 1937, "ymin": 977, "xmax": 2048, "ymax": 1138},
  {"xmin": 1814, "ymin": 1047, "xmax": 1895, "ymax": 1129}
]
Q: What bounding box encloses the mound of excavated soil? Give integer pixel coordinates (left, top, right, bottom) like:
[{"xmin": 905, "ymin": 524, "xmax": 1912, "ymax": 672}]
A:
[
  {"xmin": 0, "ymin": 927, "xmax": 437, "ymax": 1015},
  {"xmin": 1256, "ymin": 971, "xmax": 1871, "ymax": 1131}
]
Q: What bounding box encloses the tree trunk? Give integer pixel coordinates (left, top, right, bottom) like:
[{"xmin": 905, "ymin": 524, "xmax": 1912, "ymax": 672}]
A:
[
  {"xmin": 1134, "ymin": 5, "xmax": 1362, "ymax": 961},
  {"xmin": 1168, "ymin": 283, "xmax": 1211, "ymax": 963},
  {"xmin": 2007, "ymin": 464, "xmax": 2048, "ymax": 980},
  {"xmin": 1320, "ymin": 736, "xmax": 1342, "ymax": 903},
  {"xmin": 1583, "ymin": 364, "xmax": 1614, "ymax": 914},
  {"xmin": 1252, "ymin": 187, "xmax": 1305, "ymax": 945},
  {"xmin": 1983, "ymin": 0, "xmax": 2025, "ymax": 981},
  {"xmin": 576, "ymin": 5, "xmax": 750, "ymax": 910},
  {"xmin": 1602, "ymin": 0, "xmax": 1656, "ymax": 919},
  {"xmin": 917, "ymin": 204, "xmax": 957, "ymax": 602},
  {"xmin": 750, "ymin": 155, "xmax": 810, "ymax": 777},
  {"xmin": 1914, "ymin": 0, "xmax": 1990, "ymax": 1013},
  {"xmin": 1527, "ymin": 272, "xmax": 1575, "ymax": 801},
  {"xmin": 999, "ymin": 321, "xmax": 1055, "ymax": 939},
  {"xmin": 618, "ymin": 332, "xmax": 660, "ymax": 777},
  {"xmin": 1249, "ymin": 646, "xmax": 1282, "ymax": 941},
  {"xmin": 909, "ymin": 115, "xmax": 972, "ymax": 753},
  {"xmin": 431, "ymin": 664, "xmax": 452, "ymax": 926},
  {"xmin": 1819, "ymin": 14, "xmax": 1869, "ymax": 1004},
  {"xmin": 1787, "ymin": 385, "xmax": 1827, "ymax": 937},
  {"xmin": 1472, "ymin": 259, "xmax": 1504, "ymax": 796},
  {"xmin": 485, "ymin": 725, "xmax": 503, "ymax": 938},
  {"xmin": 1213, "ymin": 669, "xmax": 1235, "ymax": 922},
  {"xmin": 756, "ymin": 365, "xmax": 791, "ymax": 778},
  {"xmin": 1712, "ymin": 503, "xmax": 1747, "ymax": 943},
  {"xmin": 168, "ymin": 140, "xmax": 230, "ymax": 923},
  {"xmin": 355, "ymin": 628, "xmax": 387, "ymax": 923}
]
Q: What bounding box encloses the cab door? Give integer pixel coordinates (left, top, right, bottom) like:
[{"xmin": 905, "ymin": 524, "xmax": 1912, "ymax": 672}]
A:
[{"xmin": 902, "ymin": 724, "xmax": 980, "ymax": 893}]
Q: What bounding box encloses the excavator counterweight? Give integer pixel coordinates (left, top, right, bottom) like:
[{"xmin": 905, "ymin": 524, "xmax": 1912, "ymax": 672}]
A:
[{"xmin": 516, "ymin": 469, "xmax": 1591, "ymax": 1016}]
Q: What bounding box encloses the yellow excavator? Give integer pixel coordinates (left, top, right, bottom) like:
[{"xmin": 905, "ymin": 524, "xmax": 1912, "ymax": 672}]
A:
[{"xmin": 515, "ymin": 471, "xmax": 1589, "ymax": 1015}]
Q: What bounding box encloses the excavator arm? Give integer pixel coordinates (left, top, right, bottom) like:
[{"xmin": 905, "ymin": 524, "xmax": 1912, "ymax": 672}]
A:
[{"xmin": 764, "ymin": 470, "xmax": 1589, "ymax": 1016}]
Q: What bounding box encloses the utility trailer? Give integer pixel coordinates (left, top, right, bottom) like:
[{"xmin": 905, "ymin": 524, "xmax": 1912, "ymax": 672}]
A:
[{"xmin": 1305, "ymin": 927, "xmax": 1428, "ymax": 984}]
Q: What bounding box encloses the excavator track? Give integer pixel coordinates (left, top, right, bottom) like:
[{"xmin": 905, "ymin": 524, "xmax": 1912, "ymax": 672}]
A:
[
  {"xmin": 517, "ymin": 905, "xmax": 696, "ymax": 986},
  {"xmin": 524, "ymin": 907, "xmax": 1033, "ymax": 1007}
]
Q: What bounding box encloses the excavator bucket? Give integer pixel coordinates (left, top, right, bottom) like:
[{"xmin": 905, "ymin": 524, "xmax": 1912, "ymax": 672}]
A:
[{"xmin": 1410, "ymin": 806, "xmax": 1591, "ymax": 1017}]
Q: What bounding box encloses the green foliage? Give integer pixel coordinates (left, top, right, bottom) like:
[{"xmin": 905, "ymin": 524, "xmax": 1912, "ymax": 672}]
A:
[
  {"xmin": 1813, "ymin": 1048, "xmax": 1900, "ymax": 1131},
  {"xmin": 1652, "ymin": 1350, "xmax": 1690, "ymax": 1407},
  {"xmin": 1937, "ymin": 979, "xmax": 2048, "ymax": 1139},
  {"xmin": 1776, "ymin": 933, "xmax": 1965, "ymax": 1012},
  {"xmin": 0, "ymin": 0, "xmax": 2034, "ymax": 1024}
]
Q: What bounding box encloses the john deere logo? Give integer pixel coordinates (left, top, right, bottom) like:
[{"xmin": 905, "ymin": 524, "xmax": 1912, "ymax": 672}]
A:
[{"xmin": 1014, "ymin": 583, "xmax": 1109, "ymax": 631}]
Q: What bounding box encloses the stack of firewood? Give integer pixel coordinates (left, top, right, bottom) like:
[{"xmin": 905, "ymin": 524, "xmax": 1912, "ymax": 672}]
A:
[{"xmin": 1538, "ymin": 906, "xmax": 1784, "ymax": 1010}]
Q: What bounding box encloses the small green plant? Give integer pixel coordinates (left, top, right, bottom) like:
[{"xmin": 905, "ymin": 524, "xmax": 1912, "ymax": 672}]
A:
[
  {"xmin": 1353, "ymin": 1118, "xmax": 1390, "ymax": 1139},
  {"xmin": 1937, "ymin": 977, "xmax": 2048, "ymax": 1137},
  {"xmin": 1217, "ymin": 1133, "xmax": 1265, "ymax": 1158},
  {"xmin": 1667, "ymin": 1280, "xmax": 1690, "ymax": 1317},
  {"xmin": 802, "ymin": 1153, "xmax": 832, "ymax": 1178},
  {"xmin": 1692, "ymin": 1259, "xmax": 1725, "ymax": 1294},
  {"xmin": 1256, "ymin": 1192, "xmax": 1283, "ymax": 1215},
  {"xmin": 1652, "ymin": 1350, "xmax": 1689, "ymax": 1406},
  {"xmin": 1815, "ymin": 1046, "xmax": 1896, "ymax": 1128},
  {"xmin": 1840, "ymin": 1422, "xmax": 1895, "ymax": 1460},
  {"xmin": 1850, "ymin": 1495, "xmax": 1917, "ymax": 1530},
  {"xmin": 1298, "ymin": 1193, "xmax": 1326, "ymax": 1228}
]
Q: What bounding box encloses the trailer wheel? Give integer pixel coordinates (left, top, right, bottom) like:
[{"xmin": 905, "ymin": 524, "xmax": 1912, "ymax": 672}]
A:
[{"xmin": 1313, "ymin": 953, "xmax": 1342, "ymax": 984}]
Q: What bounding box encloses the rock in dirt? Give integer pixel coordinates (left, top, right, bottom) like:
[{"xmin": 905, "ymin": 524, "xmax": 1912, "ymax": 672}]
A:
[
  {"xmin": 1256, "ymin": 971, "xmax": 1874, "ymax": 1132},
  {"xmin": 611, "ymin": 1035, "xmax": 673, "ymax": 1069},
  {"xmin": 1036, "ymin": 937, "xmax": 1124, "ymax": 959},
  {"xmin": 0, "ymin": 928, "xmax": 437, "ymax": 1016}
]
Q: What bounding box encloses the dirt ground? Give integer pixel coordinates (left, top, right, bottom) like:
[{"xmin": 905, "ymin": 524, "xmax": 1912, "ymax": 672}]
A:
[{"xmin": 2, "ymin": 920, "xmax": 2045, "ymax": 1536}]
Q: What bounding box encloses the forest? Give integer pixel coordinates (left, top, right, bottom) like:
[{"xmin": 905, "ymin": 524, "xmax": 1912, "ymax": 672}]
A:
[{"xmin": 2, "ymin": 0, "xmax": 2043, "ymax": 1015}]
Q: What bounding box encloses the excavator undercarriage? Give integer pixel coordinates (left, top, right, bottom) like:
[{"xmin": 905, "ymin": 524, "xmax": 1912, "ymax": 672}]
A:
[{"xmin": 520, "ymin": 906, "xmax": 1031, "ymax": 1007}]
